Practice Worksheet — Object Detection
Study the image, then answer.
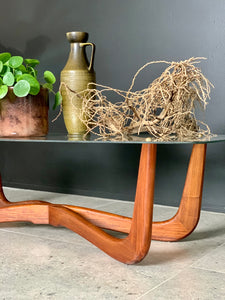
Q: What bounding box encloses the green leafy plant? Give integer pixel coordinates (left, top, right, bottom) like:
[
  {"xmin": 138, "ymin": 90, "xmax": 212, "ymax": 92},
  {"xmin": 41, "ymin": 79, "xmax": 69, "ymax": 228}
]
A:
[{"xmin": 0, "ymin": 52, "xmax": 62, "ymax": 108}]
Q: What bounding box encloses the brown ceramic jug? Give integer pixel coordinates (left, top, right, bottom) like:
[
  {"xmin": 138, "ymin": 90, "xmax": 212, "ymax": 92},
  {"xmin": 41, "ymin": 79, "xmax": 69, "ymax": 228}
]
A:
[{"xmin": 60, "ymin": 31, "xmax": 96, "ymax": 136}]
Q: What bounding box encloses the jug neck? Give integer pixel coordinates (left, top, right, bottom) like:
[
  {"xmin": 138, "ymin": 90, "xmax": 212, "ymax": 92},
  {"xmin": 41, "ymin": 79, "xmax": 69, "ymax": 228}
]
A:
[{"xmin": 64, "ymin": 42, "xmax": 90, "ymax": 70}]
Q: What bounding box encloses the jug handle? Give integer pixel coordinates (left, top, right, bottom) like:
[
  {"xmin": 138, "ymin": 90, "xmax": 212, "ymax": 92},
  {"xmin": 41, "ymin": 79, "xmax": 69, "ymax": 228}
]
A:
[{"xmin": 80, "ymin": 43, "xmax": 95, "ymax": 71}]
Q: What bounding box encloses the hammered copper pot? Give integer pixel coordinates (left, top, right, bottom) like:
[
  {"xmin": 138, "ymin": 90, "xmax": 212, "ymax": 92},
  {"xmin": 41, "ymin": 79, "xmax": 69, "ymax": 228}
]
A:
[{"xmin": 0, "ymin": 87, "xmax": 49, "ymax": 137}]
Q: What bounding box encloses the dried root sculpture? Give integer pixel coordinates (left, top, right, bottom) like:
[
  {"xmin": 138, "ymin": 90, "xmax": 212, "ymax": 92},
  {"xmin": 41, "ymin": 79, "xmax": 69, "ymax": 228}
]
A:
[{"xmin": 60, "ymin": 57, "xmax": 213, "ymax": 140}]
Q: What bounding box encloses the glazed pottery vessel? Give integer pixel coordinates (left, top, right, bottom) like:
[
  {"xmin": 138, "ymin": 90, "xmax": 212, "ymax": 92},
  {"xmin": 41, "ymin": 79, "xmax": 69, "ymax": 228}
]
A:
[
  {"xmin": 0, "ymin": 87, "xmax": 49, "ymax": 137},
  {"xmin": 60, "ymin": 31, "xmax": 96, "ymax": 136}
]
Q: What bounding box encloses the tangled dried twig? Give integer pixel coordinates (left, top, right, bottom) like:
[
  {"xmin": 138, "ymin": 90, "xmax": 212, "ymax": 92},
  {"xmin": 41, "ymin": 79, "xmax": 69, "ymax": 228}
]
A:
[{"xmin": 61, "ymin": 57, "xmax": 213, "ymax": 140}]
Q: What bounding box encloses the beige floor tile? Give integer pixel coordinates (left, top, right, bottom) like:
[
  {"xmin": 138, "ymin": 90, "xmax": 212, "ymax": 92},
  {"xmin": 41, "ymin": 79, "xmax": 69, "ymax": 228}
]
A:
[
  {"xmin": 140, "ymin": 268, "xmax": 225, "ymax": 300},
  {"xmin": 3, "ymin": 187, "xmax": 116, "ymax": 209},
  {"xmin": 191, "ymin": 242, "xmax": 225, "ymax": 274},
  {"xmin": 133, "ymin": 210, "xmax": 225, "ymax": 279},
  {"xmin": 0, "ymin": 188, "xmax": 224, "ymax": 299},
  {"xmin": 0, "ymin": 231, "xmax": 161, "ymax": 300}
]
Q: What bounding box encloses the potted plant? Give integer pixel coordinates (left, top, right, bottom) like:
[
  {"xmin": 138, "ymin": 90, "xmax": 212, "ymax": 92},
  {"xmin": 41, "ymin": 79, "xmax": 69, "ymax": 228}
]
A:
[{"xmin": 0, "ymin": 52, "xmax": 61, "ymax": 137}]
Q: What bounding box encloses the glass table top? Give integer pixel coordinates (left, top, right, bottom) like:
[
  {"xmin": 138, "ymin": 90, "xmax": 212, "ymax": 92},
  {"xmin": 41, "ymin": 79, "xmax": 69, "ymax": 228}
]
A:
[{"xmin": 0, "ymin": 133, "xmax": 225, "ymax": 144}]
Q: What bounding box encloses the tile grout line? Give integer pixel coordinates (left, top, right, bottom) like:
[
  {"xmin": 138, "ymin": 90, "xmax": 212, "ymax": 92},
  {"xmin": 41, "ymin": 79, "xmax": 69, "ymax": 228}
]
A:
[
  {"xmin": 188, "ymin": 241, "xmax": 225, "ymax": 272},
  {"xmin": 135, "ymin": 268, "xmax": 187, "ymax": 300},
  {"xmin": 3, "ymin": 187, "xmax": 135, "ymax": 204},
  {"xmin": 135, "ymin": 240, "xmax": 225, "ymax": 299},
  {"xmin": 190, "ymin": 265, "xmax": 225, "ymax": 275},
  {"xmin": 136, "ymin": 262, "xmax": 225, "ymax": 300},
  {"xmin": 90, "ymin": 201, "xmax": 133, "ymax": 212},
  {"xmin": 0, "ymin": 227, "xmax": 96, "ymax": 248}
]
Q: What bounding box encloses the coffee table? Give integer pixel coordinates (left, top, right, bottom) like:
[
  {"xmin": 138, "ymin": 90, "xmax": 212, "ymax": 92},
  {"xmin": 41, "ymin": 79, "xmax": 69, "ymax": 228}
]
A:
[{"xmin": 0, "ymin": 134, "xmax": 224, "ymax": 264}]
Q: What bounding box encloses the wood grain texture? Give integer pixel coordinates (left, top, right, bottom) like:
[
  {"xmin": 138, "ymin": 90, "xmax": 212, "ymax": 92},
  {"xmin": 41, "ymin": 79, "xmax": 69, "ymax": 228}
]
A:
[
  {"xmin": 152, "ymin": 143, "xmax": 207, "ymax": 241},
  {"xmin": 0, "ymin": 143, "xmax": 206, "ymax": 263},
  {"xmin": 0, "ymin": 144, "xmax": 157, "ymax": 264},
  {"xmin": 61, "ymin": 144, "xmax": 206, "ymax": 242},
  {"xmin": 49, "ymin": 143, "xmax": 157, "ymax": 264}
]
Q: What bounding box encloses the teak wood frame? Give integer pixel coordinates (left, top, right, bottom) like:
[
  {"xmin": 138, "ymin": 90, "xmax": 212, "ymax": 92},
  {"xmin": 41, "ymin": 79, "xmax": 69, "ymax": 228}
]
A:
[{"xmin": 0, "ymin": 143, "xmax": 206, "ymax": 264}]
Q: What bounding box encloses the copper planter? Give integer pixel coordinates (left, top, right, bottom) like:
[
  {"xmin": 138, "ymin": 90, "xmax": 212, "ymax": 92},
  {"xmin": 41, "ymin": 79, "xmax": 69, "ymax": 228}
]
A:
[{"xmin": 0, "ymin": 87, "xmax": 49, "ymax": 137}]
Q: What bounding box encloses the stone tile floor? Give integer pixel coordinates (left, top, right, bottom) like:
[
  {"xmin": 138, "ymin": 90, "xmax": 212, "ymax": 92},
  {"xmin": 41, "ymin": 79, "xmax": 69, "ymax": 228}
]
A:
[{"xmin": 0, "ymin": 187, "xmax": 224, "ymax": 300}]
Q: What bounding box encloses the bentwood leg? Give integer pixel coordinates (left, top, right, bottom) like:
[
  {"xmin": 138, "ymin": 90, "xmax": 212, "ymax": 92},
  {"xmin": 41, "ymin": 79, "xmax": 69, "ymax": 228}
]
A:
[
  {"xmin": 152, "ymin": 143, "xmax": 207, "ymax": 241},
  {"xmin": 0, "ymin": 143, "xmax": 206, "ymax": 263},
  {"xmin": 0, "ymin": 144, "xmax": 157, "ymax": 264},
  {"xmin": 56, "ymin": 143, "xmax": 207, "ymax": 241}
]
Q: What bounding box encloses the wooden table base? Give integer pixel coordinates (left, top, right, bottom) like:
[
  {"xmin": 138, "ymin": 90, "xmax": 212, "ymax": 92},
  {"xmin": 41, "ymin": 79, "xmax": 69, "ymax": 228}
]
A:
[{"xmin": 0, "ymin": 143, "xmax": 206, "ymax": 264}]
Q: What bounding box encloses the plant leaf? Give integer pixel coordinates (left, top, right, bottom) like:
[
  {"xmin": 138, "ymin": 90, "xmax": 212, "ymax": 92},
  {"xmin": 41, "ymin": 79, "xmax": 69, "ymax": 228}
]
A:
[
  {"xmin": 8, "ymin": 56, "xmax": 23, "ymax": 69},
  {"xmin": 18, "ymin": 64, "xmax": 27, "ymax": 73},
  {"xmin": 42, "ymin": 83, "xmax": 53, "ymax": 91},
  {"xmin": 44, "ymin": 70, "xmax": 56, "ymax": 84},
  {"xmin": 0, "ymin": 61, "xmax": 3, "ymax": 73},
  {"xmin": 3, "ymin": 72, "xmax": 15, "ymax": 86},
  {"xmin": 17, "ymin": 74, "xmax": 40, "ymax": 95},
  {"xmin": 14, "ymin": 69, "xmax": 23, "ymax": 78},
  {"xmin": 24, "ymin": 58, "xmax": 40, "ymax": 67},
  {"xmin": 13, "ymin": 80, "xmax": 30, "ymax": 97},
  {"xmin": 0, "ymin": 85, "xmax": 8, "ymax": 99},
  {"xmin": 53, "ymin": 91, "xmax": 62, "ymax": 109},
  {"xmin": 0, "ymin": 52, "xmax": 11, "ymax": 63},
  {"xmin": 27, "ymin": 66, "xmax": 37, "ymax": 78},
  {"xmin": 1, "ymin": 65, "xmax": 10, "ymax": 75}
]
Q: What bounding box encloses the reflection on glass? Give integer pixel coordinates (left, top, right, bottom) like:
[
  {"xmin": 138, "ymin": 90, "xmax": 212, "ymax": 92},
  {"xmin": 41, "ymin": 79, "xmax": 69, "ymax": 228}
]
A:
[
  {"xmin": 0, "ymin": 133, "xmax": 224, "ymax": 144},
  {"xmin": 67, "ymin": 133, "xmax": 91, "ymax": 141}
]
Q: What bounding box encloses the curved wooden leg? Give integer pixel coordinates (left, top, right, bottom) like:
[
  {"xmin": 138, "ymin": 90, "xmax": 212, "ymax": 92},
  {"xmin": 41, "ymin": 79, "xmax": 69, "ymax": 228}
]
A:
[
  {"xmin": 0, "ymin": 144, "xmax": 157, "ymax": 264},
  {"xmin": 0, "ymin": 175, "xmax": 10, "ymax": 206},
  {"xmin": 61, "ymin": 143, "xmax": 207, "ymax": 243},
  {"xmin": 152, "ymin": 143, "xmax": 207, "ymax": 241},
  {"xmin": 49, "ymin": 143, "xmax": 157, "ymax": 264},
  {"xmin": 0, "ymin": 143, "xmax": 206, "ymax": 263}
]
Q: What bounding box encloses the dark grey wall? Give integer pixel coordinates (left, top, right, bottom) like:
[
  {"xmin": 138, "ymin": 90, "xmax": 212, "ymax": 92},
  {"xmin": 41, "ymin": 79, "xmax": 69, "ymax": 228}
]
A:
[{"xmin": 0, "ymin": 0, "xmax": 224, "ymax": 212}]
